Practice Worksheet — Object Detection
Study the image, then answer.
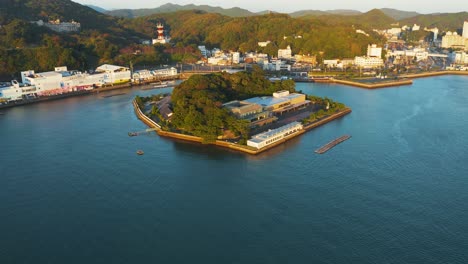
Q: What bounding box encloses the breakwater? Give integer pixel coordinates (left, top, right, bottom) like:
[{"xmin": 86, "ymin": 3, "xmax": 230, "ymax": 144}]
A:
[
  {"xmin": 315, "ymin": 135, "xmax": 351, "ymax": 154},
  {"xmin": 331, "ymin": 78, "xmax": 413, "ymax": 89},
  {"xmin": 132, "ymin": 99, "xmax": 352, "ymax": 155}
]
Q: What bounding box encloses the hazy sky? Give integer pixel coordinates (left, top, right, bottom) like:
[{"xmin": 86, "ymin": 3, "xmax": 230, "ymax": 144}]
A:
[{"xmin": 74, "ymin": 0, "xmax": 467, "ymax": 13}]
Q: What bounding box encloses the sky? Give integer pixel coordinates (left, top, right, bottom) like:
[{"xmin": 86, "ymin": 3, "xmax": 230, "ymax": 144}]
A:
[{"xmin": 74, "ymin": 0, "xmax": 467, "ymax": 14}]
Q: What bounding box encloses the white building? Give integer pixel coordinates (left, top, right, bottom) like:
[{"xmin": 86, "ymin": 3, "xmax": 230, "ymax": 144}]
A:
[
  {"xmin": 412, "ymin": 24, "xmax": 420, "ymax": 31},
  {"xmin": 463, "ymin": 21, "xmax": 468, "ymax": 39},
  {"xmin": 323, "ymin": 59, "xmax": 339, "ymax": 68},
  {"xmin": 247, "ymin": 122, "xmax": 303, "ymax": 149},
  {"xmin": 258, "ymin": 41, "xmax": 271, "ymax": 47},
  {"xmin": 0, "ymin": 81, "xmax": 37, "ymax": 101},
  {"xmin": 231, "ymin": 52, "xmax": 240, "ymax": 64},
  {"xmin": 354, "ymin": 56, "xmax": 384, "ymax": 68},
  {"xmin": 367, "ymin": 44, "xmax": 382, "ymax": 58},
  {"xmin": 278, "ymin": 45, "xmax": 292, "ymax": 59},
  {"xmin": 35, "ymin": 19, "xmax": 81, "ymax": 33},
  {"xmin": 356, "ymin": 29, "xmax": 369, "ymax": 36},
  {"xmin": 262, "ymin": 60, "xmax": 291, "ymax": 71},
  {"xmin": 441, "ymin": 31, "xmax": 467, "ymax": 50},
  {"xmin": 95, "ymin": 64, "xmax": 131, "ymax": 84},
  {"xmin": 449, "ymin": 51, "xmax": 468, "ymax": 64},
  {"xmin": 198, "ymin": 46, "xmax": 208, "ymax": 58}
]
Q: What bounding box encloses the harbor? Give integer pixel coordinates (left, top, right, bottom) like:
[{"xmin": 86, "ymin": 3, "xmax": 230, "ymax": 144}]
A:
[{"xmin": 315, "ymin": 135, "xmax": 351, "ymax": 154}]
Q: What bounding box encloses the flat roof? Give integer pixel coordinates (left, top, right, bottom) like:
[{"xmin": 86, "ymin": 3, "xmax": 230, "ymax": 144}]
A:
[
  {"xmin": 250, "ymin": 121, "xmax": 302, "ymax": 142},
  {"xmin": 243, "ymin": 93, "xmax": 304, "ymax": 107}
]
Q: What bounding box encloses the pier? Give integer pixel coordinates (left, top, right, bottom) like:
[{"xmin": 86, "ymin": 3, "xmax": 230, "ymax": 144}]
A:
[{"xmin": 315, "ymin": 135, "xmax": 351, "ymax": 154}]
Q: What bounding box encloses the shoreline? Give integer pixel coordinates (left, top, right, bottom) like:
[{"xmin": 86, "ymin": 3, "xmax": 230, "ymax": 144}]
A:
[
  {"xmin": 306, "ymin": 70, "xmax": 468, "ymax": 89},
  {"xmin": 132, "ymin": 99, "xmax": 352, "ymax": 155}
]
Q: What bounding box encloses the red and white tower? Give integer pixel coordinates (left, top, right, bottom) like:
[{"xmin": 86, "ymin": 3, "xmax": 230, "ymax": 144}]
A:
[{"xmin": 153, "ymin": 22, "xmax": 171, "ymax": 44}]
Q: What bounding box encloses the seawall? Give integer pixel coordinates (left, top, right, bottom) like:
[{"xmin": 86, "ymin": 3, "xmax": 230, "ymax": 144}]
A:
[
  {"xmin": 132, "ymin": 99, "xmax": 352, "ymax": 155},
  {"xmin": 331, "ymin": 79, "xmax": 413, "ymax": 89}
]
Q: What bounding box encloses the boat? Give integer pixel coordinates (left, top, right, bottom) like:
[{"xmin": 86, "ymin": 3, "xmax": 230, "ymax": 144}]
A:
[
  {"xmin": 136, "ymin": 150, "xmax": 144, "ymax": 155},
  {"xmin": 128, "ymin": 132, "xmax": 138, "ymax": 137}
]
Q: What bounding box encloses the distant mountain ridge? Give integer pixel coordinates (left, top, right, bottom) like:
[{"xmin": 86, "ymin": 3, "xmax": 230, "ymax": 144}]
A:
[
  {"xmin": 105, "ymin": 3, "xmax": 424, "ymax": 21},
  {"xmin": 86, "ymin": 5, "xmax": 107, "ymax": 13},
  {"xmin": 105, "ymin": 3, "xmax": 255, "ymax": 18}
]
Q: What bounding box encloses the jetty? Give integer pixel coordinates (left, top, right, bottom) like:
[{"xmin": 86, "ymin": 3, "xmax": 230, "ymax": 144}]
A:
[{"xmin": 315, "ymin": 135, "xmax": 351, "ymax": 154}]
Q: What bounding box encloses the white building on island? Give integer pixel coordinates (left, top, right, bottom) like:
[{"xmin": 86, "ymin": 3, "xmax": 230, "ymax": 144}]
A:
[{"xmin": 247, "ymin": 121, "xmax": 303, "ymax": 149}]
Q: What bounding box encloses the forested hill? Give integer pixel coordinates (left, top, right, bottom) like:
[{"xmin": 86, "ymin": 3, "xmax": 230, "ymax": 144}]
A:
[
  {"xmin": 301, "ymin": 9, "xmax": 397, "ymax": 29},
  {"xmin": 400, "ymin": 12, "xmax": 468, "ymax": 31},
  {"xmin": 0, "ymin": 0, "xmax": 117, "ymax": 30},
  {"xmin": 0, "ymin": 0, "xmax": 144, "ymax": 79},
  {"xmin": 124, "ymin": 11, "xmax": 385, "ymax": 58}
]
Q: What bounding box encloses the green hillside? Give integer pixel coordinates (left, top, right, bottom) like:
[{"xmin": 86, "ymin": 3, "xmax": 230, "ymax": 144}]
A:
[
  {"xmin": 380, "ymin": 8, "xmax": 419, "ymax": 20},
  {"xmin": 399, "ymin": 12, "xmax": 468, "ymax": 31},
  {"xmin": 124, "ymin": 11, "xmax": 384, "ymax": 58},
  {"xmin": 301, "ymin": 9, "xmax": 397, "ymax": 29}
]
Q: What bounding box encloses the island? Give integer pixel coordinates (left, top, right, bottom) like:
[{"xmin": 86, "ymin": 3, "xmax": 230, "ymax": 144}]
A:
[{"xmin": 133, "ymin": 69, "xmax": 352, "ymax": 154}]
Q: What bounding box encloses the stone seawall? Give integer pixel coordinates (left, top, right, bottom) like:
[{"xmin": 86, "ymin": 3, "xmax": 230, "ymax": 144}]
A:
[{"xmin": 132, "ymin": 99, "xmax": 352, "ymax": 155}]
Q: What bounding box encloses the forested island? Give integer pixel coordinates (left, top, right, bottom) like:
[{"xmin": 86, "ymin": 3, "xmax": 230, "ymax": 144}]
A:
[{"xmin": 135, "ymin": 68, "xmax": 350, "ymax": 152}]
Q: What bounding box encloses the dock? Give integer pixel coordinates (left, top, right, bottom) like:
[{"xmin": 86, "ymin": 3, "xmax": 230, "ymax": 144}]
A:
[{"xmin": 315, "ymin": 135, "xmax": 351, "ymax": 154}]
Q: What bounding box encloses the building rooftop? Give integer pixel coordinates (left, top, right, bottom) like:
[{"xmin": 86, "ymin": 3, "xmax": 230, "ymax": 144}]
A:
[
  {"xmin": 243, "ymin": 93, "xmax": 303, "ymax": 107},
  {"xmin": 249, "ymin": 121, "xmax": 302, "ymax": 143}
]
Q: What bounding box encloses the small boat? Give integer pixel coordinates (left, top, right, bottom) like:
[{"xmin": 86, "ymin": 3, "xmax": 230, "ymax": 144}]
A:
[
  {"xmin": 128, "ymin": 132, "xmax": 138, "ymax": 137},
  {"xmin": 136, "ymin": 150, "xmax": 144, "ymax": 155}
]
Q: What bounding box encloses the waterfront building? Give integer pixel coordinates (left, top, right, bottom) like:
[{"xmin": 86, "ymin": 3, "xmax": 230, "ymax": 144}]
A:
[
  {"xmin": 449, "ymin": 51, "xmax": 468, "ymax": 65},
  {"xmin": 95, "ymin": 64, "xmax": 131, "ymax": 84},
  {"xmin": 152, "ymin": 23, "xmax": 171, "ymax": 45},
  {"xmin": 278, "ymin": 45, "xmax": 292, "ymax": 59},
  {"xmin": 463, "ymin": 21, "xmax": 468, "ymax": 39},
  {"xmin": 324, "ymin": 59, "xmax": 339, "ymax": 68},
  {"xmin": 354, "ymin": 56, "xmax": 384, "ymax": 68},
  {"xmin": 0, "ymin": 80, "xmax": 37, "ymax": 101},
  {"xmin": 247, "ymin": 121, "xmax": 303, "ymax": 149},
  {"xmin": 262, "ymin": 60, "xmax": 291, "ymax": 71}
]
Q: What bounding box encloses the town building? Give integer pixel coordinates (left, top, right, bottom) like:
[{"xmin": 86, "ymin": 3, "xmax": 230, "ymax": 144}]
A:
[
  {"xmin": 94, "ymin": 64, "xmax": 131, "ymax": 84},
  {"xmin": 35, "ymin": 19, "xmax": 81, "ymax": 33},
  {"xmin": 354, "ymin": 56, "xmax": 384, "ymax": 68},
  {"xmin": 258, "ymin": 41, "xmax": 271, "ymax": 47},
  {"xmin": 278, "ymin": 45, "xmax": 292, "ymax": 59},
  {"xmin": 294, "ymin": 54, "xmax": 317, "ymax": 65},
  {"xmin": 449, "ymin": 51, "xmax": 468, "ymax": 64},
  {"xmin": 198, "ymin": 46, "xmax": 209, "ymax": 58},
  {"xmin": 247, "ymin": 122, "xmax": 303, "ymax": 149},
  {"xmin": 441, "ymin": 32, "xmax": 467, "ymax": 50},
  {"xmin": 152, "ymin": 23, "xmax": 171, "ymax": 45},
  {"xmin": 132, "ymin": 67, "xmax": 177, "ymax": 82},
  {"xmin": 463, "ymin": 21, "xmax": 468, "ymax": 39},
  {"xmin": 243, "ymin": 90, "xmax": 309, "ymax": 115},
  {"xmin": 367, "ymin": 44, "xmax": 382, "ymax": 58},
  {"xmin": 231, "ymin": 52, "xmax": 241, "ymax": 64},
  {"xmin": 412, "ymin": 24, "xmax": 420, "ymax": 31}
]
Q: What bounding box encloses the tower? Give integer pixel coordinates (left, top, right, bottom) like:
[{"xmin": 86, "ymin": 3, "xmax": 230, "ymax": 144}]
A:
[
  {"xmin": 463, "ymin": 21, "xmax": 468, "ymax": 39},
  {"xmin": 157, "ymin": 23, "xmax": 164, "ymax": 40},
  {"xmin": 152, "ymin": 22, "xmax": 171, "ymax": 45}
]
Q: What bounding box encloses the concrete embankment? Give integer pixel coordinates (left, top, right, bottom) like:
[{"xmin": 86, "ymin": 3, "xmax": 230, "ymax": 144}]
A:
[
  {"xmin": 401, "ymin": 71, "xmax": 468, "ymax": 79},
  {"xmin": 331, "ymin": 79, "xmax": 413, "ymax": 89},
  {"xmin": 132, "ymin": 99, "xmax": 352, "ymax": 155}
]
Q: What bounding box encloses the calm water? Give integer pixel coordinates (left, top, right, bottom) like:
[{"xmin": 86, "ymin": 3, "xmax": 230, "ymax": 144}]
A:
[{"xmin": 1, "ymin": 76, "xmax": 468, "ymax": 263}]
